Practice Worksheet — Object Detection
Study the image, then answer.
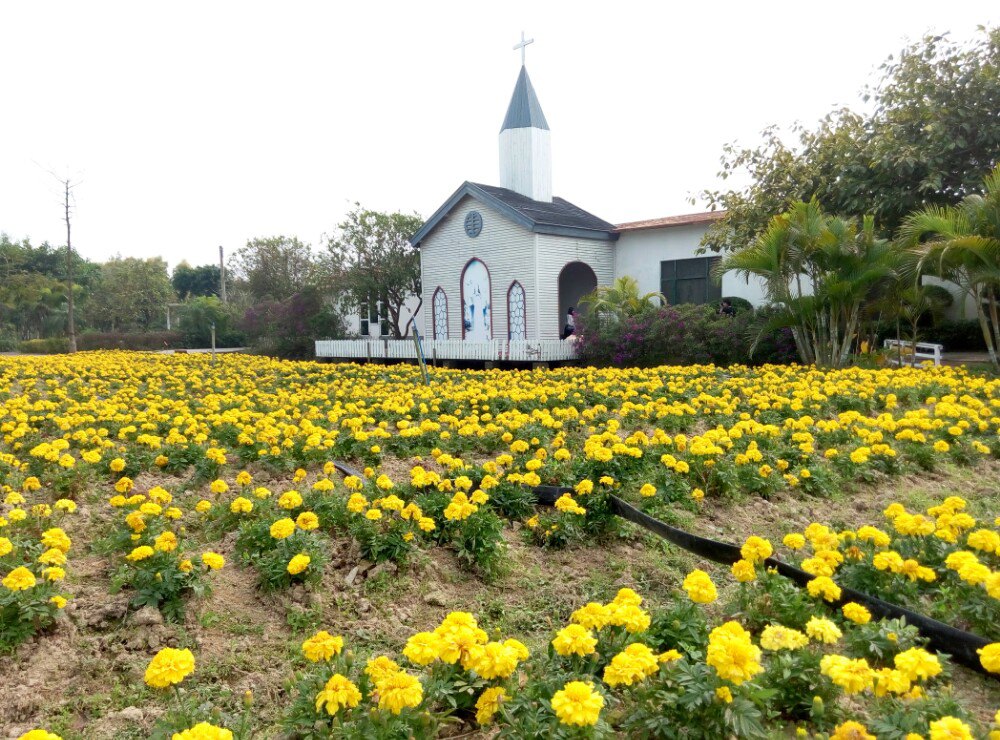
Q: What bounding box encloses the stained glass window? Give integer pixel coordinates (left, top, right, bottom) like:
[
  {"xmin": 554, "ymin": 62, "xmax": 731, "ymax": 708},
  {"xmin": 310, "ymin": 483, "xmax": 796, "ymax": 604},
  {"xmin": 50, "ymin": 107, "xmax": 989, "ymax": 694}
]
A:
[
  {"xmin": 508, "ymin": 281, "xmax": 526, "ymax": 340},
  {"xmin": 432, "ymin": 288, "xmax": 448, "ymax": 339}
]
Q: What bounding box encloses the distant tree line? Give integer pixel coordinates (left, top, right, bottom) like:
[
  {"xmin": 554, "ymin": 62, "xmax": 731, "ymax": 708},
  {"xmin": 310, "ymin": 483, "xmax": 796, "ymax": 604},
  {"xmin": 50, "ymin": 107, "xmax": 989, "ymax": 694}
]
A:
[{"xmin": 0, "ymin": 204, "xmax": 424, "ymax": 358}]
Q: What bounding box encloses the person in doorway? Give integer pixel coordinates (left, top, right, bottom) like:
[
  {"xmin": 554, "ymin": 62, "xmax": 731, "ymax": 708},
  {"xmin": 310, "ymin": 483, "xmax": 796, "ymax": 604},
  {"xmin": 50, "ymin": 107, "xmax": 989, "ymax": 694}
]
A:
[
  {"xmin": 563, "ymin": 307, "xmax": 576, "ymax": 339},
  {"xmin": 719, "ymin": 299, "xmax": 736, "ymax": 317}
]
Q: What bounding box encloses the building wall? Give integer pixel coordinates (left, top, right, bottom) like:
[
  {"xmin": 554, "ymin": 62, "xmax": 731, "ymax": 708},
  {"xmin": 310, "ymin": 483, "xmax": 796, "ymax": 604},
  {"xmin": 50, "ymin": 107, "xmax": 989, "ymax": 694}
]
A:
[
  {"xmin": 536, "ymin": 233, "xmax": 615, "ymax": 340},
  {"xmin": 420, "ymin": 196, "xmax": 537, "ymax": 340},
  {"xmin": 614, "ymin": 224, "xmax": 769, "ymax": 306},
  {"xmin": 341, "ymin": 294, "xmax": 424, "ymax": 338},
  {"xmin": 499, "ymin": 127, "xmax": 552, "ymax": 202}
]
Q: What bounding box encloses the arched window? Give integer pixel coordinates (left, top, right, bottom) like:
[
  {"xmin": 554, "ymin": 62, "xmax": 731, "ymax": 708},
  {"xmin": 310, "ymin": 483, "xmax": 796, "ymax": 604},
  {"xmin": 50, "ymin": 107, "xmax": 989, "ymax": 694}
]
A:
[
  {"xmin": 507, "ymin": 281, "xmax": 526, "ymax": 340},
  {"xmin": 460, "ymin": 259, "xmax": 492, "ymax": 340},
  {"xmin": 432, "ymin": 287, "xmax": 448, "ymax": 340}
]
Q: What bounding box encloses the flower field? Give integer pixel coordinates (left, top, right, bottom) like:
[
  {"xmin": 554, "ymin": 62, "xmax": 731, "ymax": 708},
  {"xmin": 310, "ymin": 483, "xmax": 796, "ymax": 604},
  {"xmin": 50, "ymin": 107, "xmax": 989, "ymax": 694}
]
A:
[{"xmin": 1, "ymin": 352, "xmax": 1000, "ymax": 739}]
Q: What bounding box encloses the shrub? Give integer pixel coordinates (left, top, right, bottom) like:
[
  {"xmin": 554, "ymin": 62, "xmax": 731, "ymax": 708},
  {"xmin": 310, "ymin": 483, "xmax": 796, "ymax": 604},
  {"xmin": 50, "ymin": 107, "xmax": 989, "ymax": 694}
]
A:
[
  {"xmin": 79, "ymin": 331, "xmax": 184, "ymax": 351},
  {"xmin": 241, "ymin": 287, "xmax": 347, "ymax": 359},
  {"xmin": 18, "ymin": 337, "xmax": 69, "ymax": 354},
  {"xmin": 576, "ymin": 304, "xmax": 797, "ymax": 368},
  {"xmin": 919, "ymin": 319, "xmax": 988, "ymax": 352},
  {"xmin": 178, "ymin": 296, "xmax": 244, "ymax": 348}
]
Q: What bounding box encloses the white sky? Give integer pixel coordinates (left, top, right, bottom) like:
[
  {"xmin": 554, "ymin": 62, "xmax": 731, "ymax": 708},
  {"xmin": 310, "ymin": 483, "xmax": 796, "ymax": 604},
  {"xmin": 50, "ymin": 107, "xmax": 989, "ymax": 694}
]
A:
[{"xmin": 2, "ymin": 1, "xmax": 997, "ymax": 272}]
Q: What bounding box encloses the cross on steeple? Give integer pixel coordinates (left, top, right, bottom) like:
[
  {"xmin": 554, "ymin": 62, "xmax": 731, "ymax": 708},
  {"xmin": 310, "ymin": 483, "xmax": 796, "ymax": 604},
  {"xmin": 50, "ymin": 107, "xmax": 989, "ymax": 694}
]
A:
[{"xmin": 513, "ymin": 31, "xmax": 534, "ymax": 66}]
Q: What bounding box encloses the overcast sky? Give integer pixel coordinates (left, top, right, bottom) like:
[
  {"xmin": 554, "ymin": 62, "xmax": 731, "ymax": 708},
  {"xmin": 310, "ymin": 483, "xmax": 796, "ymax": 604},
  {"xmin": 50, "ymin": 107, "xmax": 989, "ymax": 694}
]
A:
[{"xmin": 2, "ymin": 2, "xmax": 997, "ymax": 271}]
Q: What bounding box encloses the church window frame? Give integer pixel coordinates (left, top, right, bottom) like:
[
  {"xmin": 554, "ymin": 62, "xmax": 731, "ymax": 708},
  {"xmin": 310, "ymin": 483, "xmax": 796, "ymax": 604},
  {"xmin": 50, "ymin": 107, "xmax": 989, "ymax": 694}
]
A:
[
  {"xmin": 432, "ymin": 287, "xmax": 449, "ymax": 340},
  {"xmin": 660, "ymin": 257, "xmax": 722, "ymax": 306},
  {"xmin": 507, "ymin": 280, "xmax": 527, "ymax": 340},
  {"xmin": 460, "ymin": 258, "xmax": 493, "ymax": 340}
]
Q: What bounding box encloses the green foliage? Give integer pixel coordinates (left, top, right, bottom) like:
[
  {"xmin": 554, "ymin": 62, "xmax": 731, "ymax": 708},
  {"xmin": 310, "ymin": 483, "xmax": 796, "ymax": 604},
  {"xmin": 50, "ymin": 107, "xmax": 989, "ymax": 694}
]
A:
[
  {"xmin": 580, "ymin": 275, "xmax": 664, "ymax": 326},
  {"xmin": 172, "ymin": 262, "xmax": 223, "ymax": 299},
  {"xmin": 85, "ymin": 255, "xmax": 175, "ymax": 333},
  {"xmin": 230, "ymin": 235, "xmax": 317, "ymax": 303},
  {"xmin": 18, "ymin": 337, "xmax": 70, "ymax": 354},
  {"xmin": 178, "ymin": 296, "xmax": 244, "ymax": 348},
  {"xmin": 323, "ymin": 205, "xmax": 425, "ymax": 338},
  {"xmin": 701, "ymin": 28, "xmax": 1000, "ymax": 252}
]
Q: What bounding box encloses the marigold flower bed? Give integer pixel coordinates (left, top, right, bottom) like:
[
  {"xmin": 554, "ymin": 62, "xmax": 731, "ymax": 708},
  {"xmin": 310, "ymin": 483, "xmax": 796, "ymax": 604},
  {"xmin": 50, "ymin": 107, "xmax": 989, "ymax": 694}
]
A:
[{"xmin": 1, "ymin": 352, "xmax": 999, "ymax": 738}]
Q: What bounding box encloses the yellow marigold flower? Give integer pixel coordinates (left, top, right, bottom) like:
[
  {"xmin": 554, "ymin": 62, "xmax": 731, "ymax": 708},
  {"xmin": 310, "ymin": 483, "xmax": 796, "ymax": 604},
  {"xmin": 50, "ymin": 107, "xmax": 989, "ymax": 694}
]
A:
[
  {"xmin": 17, "ymin": 731, "xmax": 64, "ymax": 740},
  {"xmin": 179, "ymin": 560, "xmax": 193, "ymax": 573},
  {"xmin": 253, "ymin": 487, "xmax": 271, "ymax": 499},
  {"xmin": 928, "ymin": 716, "xmax": 973, "ymax": 740},
  {"xmin": 705, "ymin": 621, "xmax": 763, "ymax": 685},
  {"xmin": 467, "ymin": 640, "xmax": 521, "ymax": 679},
  {"xmin": 821, "ymin": 654, "xmax": 873, "ymax": 694},
  {"xmin": 0, "ymin": 537, "xmax": 13, "ymax": 557},
  {"xmin": 574, "ymin": 479, "xmax": 594, "ymax": 495},
  {"xmin": 201, "ymin": 552, "xmax": 225, "ymax": 570},
  {"xmin": 603, "ymin": 642, "xmax": 659, "ymax": 687},
  {"xmin": 872, "ymin": 667, "xmax": 912, "ymax": 697},
  {"xmin": 209, "ymin": 479, "xmax": 229, "ymax": 495},
  {"xmin": 806, "ymin": 576, "xmax": 841, "ymax": 602},
  {"xmin": 978, "ymin": 643, "xmax": 1000, "ymax": 673},
  {"xmin": 154, "ymin": 455, "xmax": 168, "ymax": 467},
  {"xmin": 639, "ymin": 483, "xmax": 657, "ymax": 497},
  {"xmin": 691, "ymin": 487, "xmax": 705, "ymax": 501},
  {"xmin": 302, "ymin": 630, "xmax": 344, "ymax": 662},
  {"xmin": 894, "ymin": 647, "xmax": 941, "ymax": 681},
  {"xmin": 759, "ymin": 624, "xmax": 809, "ymax": 651},
  {"xmin": 50, "ymin": 595, "xmax": 68, "ymax": 609},
  {"xmin": 731, "ymin": 559, "xmax": 756, "ymax": 582},
  {"xmin": 109, "ymin": 495, "xmax": 128, "ymax": 508},
  {"xmin": 195, "ymin": 499, "xmax": 212, "ymax": 513},
  {"xmin": 365, "ymin": 508, "xmax": 383, "ymax": 521},
  {"xmin": 229, "ymin": 497, "xmax": 253, "ymax": 514},
  {"xmin": 109, "ymin": 457, "xmax": 126, "ymax": 472},
  {"xmin": 403, "ymin": 631, "xmax": 443, "ymax": 666},
  {"xmin": 235, "ymin": 471, "xmax": 252, "ymax": 487},
  {"xmin": 933, "ymin": 440, "xmax": 950, "ymax": 453},
  {"xmin": 804, "ymin": 616, "xmax": 842, "ymax": 644},
  {"xmin": 144, "ymin": 647, "xmax": 195, "ymax": 688},
  {"xmin": 365, "ymin": 655, "xmax": 402, "ymax": 683},
  {"xmin": 296, "ymin": 511, "xmax": 319, "ymax": 530},
  {"xmin": 314, "ymin": 673, "xmax": 361, "ymax": 715},
  {"xmin": 830, "ymin": 721, "xmax": 876, "ymax": 740},
  {"xmin": 658, "ymin": 649, "xmax": 682, "ymax": 663},
  {"xmin": 54, "ymin": 499, "xmax": 77, "ymax": 513},
  {"xmin": 278, "ymin": 490, "xmax": 303, "ymax": 510},
  {"xmin": 171, "ymin": 722, "xmax": 234, "ymax": 740},
  {"xmin": 550, "ymin": 680, "xmax": 604, "ymax": 727},
  {"xmin": 287, "ymin": 553, "xmax": 310, "ymax": 575},
  {"xmin": 126, "ymin": 545, "xmax": 155, "ymax": 562},
  {"xmin": 154, "ymin": 531, "xmax": 178, "ymax": 553},
  {"xmin": 270, "ymin": 518, "xmax": 295, "ymax": 539},
  {"xmin": 475, "ymin": 686, "xmax": 507, "ymax": 725},
  {"xmin": 842, "ymin": 602, "xmax": 872, "ymax": 624},
  {"xmin": 3, "ymin": 566, "xmax": 37, "ymax": 591},
  {"xmin": 682, "ymin": 569, "xmax": 717, "ymax": 604},
  {"xmin": 417, "ymin": 516, "xmax": 436, "ymax": 532},
  {"xmin": 783, "ymin": 533, "xmax": 806, "ymax": 550},
  {"xmin": 552, "ymin": 623, "xmax": 598, "ymax": 657},
  {"xmin": 41, "ymin": 527, "xmax": 71, "ymax": 553},
  {"xmin": 741, "ymin": 536, "xmax": 773, "ymax": 564},
  {"xmin": 571, "ymin": 601, "xmax": 611, "ymax": 630},
  {"xmin": 376, "ymin": 670, "xmax": 423, "ymax": 714},
  {"xmin": 715, "ymin": 686, "xmax": 733, "ymax": 703}
]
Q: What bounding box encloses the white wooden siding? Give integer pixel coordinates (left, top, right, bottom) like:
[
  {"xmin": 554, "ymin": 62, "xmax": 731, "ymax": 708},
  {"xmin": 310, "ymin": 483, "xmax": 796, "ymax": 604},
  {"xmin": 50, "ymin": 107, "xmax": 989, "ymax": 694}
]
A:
[
  {"xmin": 420, "ymin": 196, "xmax": 538, "ymax": 340},
  {"xmin": 316, "ymin": 338, "xmax": 578, "ymax": 362},
  {"xmin": 535, "ymin": 233, "xmax": 615, "ymax": 340}
]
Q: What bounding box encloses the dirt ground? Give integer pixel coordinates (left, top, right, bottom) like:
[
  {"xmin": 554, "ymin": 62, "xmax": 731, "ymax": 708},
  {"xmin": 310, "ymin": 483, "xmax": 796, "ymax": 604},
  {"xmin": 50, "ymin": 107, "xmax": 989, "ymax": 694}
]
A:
[{"xmin": 2, "ymin": 460, "xmax": 999, "ymax": 738}]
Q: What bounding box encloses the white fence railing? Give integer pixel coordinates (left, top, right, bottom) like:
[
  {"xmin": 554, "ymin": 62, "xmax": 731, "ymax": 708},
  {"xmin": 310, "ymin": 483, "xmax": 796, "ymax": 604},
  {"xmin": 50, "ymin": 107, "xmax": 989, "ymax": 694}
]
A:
[
  {"xmin": 315, "ymin": 338, "xmax": 578, "ymax": 363},
  {"xmin": 883, "ymin": 339, "xmax": 943, "ymax": 367}
]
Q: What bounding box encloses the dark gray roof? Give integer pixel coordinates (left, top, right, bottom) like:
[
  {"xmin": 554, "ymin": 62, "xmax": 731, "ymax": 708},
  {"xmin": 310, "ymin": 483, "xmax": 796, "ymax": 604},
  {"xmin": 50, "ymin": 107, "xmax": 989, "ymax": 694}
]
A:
[
  {"xmin": 500, "ymin": 66, "xmax": 549, "ymax": 133},
  {"xmin": 410, "ymin": 181, "xmax": 618, "ymax": 245}
]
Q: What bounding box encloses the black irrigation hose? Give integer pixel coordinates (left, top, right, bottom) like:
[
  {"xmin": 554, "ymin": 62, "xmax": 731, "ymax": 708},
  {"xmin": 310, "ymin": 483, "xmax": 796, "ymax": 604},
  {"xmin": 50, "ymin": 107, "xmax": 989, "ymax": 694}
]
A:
[{"xmin": 333, "ymin": 464, "xmax": 994, "ymax": 678}]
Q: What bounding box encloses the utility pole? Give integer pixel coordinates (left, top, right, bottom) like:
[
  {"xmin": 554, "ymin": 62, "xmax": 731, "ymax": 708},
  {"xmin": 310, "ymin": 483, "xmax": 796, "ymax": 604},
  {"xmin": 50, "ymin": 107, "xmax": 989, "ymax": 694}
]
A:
[
  {"xmin": 63, "ymin": 180, "xmax": 77, "ymax": 353},
  {"xmin": 219, "ymin": 245, "xmax": 227, "ymax": 303}
]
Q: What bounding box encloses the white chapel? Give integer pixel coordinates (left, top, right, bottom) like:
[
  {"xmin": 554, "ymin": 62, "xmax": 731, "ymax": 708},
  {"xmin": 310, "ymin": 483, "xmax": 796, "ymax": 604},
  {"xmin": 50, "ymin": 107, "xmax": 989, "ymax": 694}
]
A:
[{"xmin": 407, "ymin": 51, "xmax": 768, "ymax": 343}]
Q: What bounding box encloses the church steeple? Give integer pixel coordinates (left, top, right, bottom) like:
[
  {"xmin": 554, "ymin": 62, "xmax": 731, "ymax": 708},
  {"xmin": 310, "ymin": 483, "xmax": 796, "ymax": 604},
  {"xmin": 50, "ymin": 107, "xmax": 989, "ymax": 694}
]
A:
[{"xmin": 499, "ymin": 35, "xmax": 552, "ymax": 202}]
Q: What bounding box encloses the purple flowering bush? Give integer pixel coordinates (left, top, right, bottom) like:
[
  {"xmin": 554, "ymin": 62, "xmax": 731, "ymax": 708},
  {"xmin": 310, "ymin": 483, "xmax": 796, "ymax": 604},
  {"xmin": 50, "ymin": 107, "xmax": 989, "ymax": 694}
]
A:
[{"xmin": 576, "ymin": 304, "xmax": 797, "ymax": 368}]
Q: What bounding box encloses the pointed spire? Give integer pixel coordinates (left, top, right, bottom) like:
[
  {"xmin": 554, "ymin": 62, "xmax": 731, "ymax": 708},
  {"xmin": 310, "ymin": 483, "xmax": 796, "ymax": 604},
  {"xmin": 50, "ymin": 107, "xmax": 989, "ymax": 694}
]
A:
[{"xmin": 500, "ymin": 66, "xmax": 549, "ymax": 133}]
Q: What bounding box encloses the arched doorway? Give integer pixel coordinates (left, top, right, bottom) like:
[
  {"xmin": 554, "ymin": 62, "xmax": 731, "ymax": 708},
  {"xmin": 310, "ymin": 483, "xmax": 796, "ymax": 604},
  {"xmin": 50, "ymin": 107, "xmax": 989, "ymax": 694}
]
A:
[{"xmin": 558, "ymin": 262, "xmax": 598, "ymax": 336}]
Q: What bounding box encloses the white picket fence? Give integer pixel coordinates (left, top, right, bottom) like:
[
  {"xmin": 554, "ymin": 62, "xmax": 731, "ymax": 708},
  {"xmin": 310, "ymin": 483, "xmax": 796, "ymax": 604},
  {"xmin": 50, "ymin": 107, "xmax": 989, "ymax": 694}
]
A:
[{"xmin": 315, "ymin": 338, "xmax": 578, "ymax": 363}]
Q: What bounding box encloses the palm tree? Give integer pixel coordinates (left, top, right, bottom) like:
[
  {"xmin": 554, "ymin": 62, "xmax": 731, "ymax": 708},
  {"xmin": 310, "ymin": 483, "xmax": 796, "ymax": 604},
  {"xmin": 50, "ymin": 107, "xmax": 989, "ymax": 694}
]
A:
[
  {"xmin": 717, "ymin": 200, "xmax": 896, "ymax": 367},
  {"xmin": 898, "ymin": 164, "xmax": 1000, "ymax": 370},
  {"xmin": 581, "ymin": 276, "xmax": 664, "ymax": 325}
]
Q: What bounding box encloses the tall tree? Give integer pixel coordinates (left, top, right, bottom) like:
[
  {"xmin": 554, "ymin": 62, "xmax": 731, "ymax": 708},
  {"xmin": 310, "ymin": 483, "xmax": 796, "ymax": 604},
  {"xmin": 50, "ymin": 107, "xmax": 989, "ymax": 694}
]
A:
[
  {"xmin": 717, "ymin": 200, "xmax": 896, "ymax": 366},
  {"xmin": 229, "ymin": 236, "xmax": 315, "ymax": 302},
  {"xmin": 86, "ymin": 256, "xmax": 175, "ymax": 332},
  {"xmin": 899, "ymin": 164, "xmax": 1000, "ymax": 370},
  {"xmin": 700, "ymin": 28, "xmax": 1000, "ymax": 253},
  {"xmin": 172, "ymin": 262, "xmax": 222, "ymax": 299},
  {"xmin": 324, "ymin": 205, "xmax": 424, "ymax": 338}
]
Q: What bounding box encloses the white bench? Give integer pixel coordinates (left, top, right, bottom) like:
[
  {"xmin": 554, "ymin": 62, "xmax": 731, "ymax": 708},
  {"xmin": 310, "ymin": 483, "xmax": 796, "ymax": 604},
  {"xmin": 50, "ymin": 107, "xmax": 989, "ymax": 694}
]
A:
[{"xmin": 883, "ymin": 339, "xmax": 943, "ymax": 367}]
